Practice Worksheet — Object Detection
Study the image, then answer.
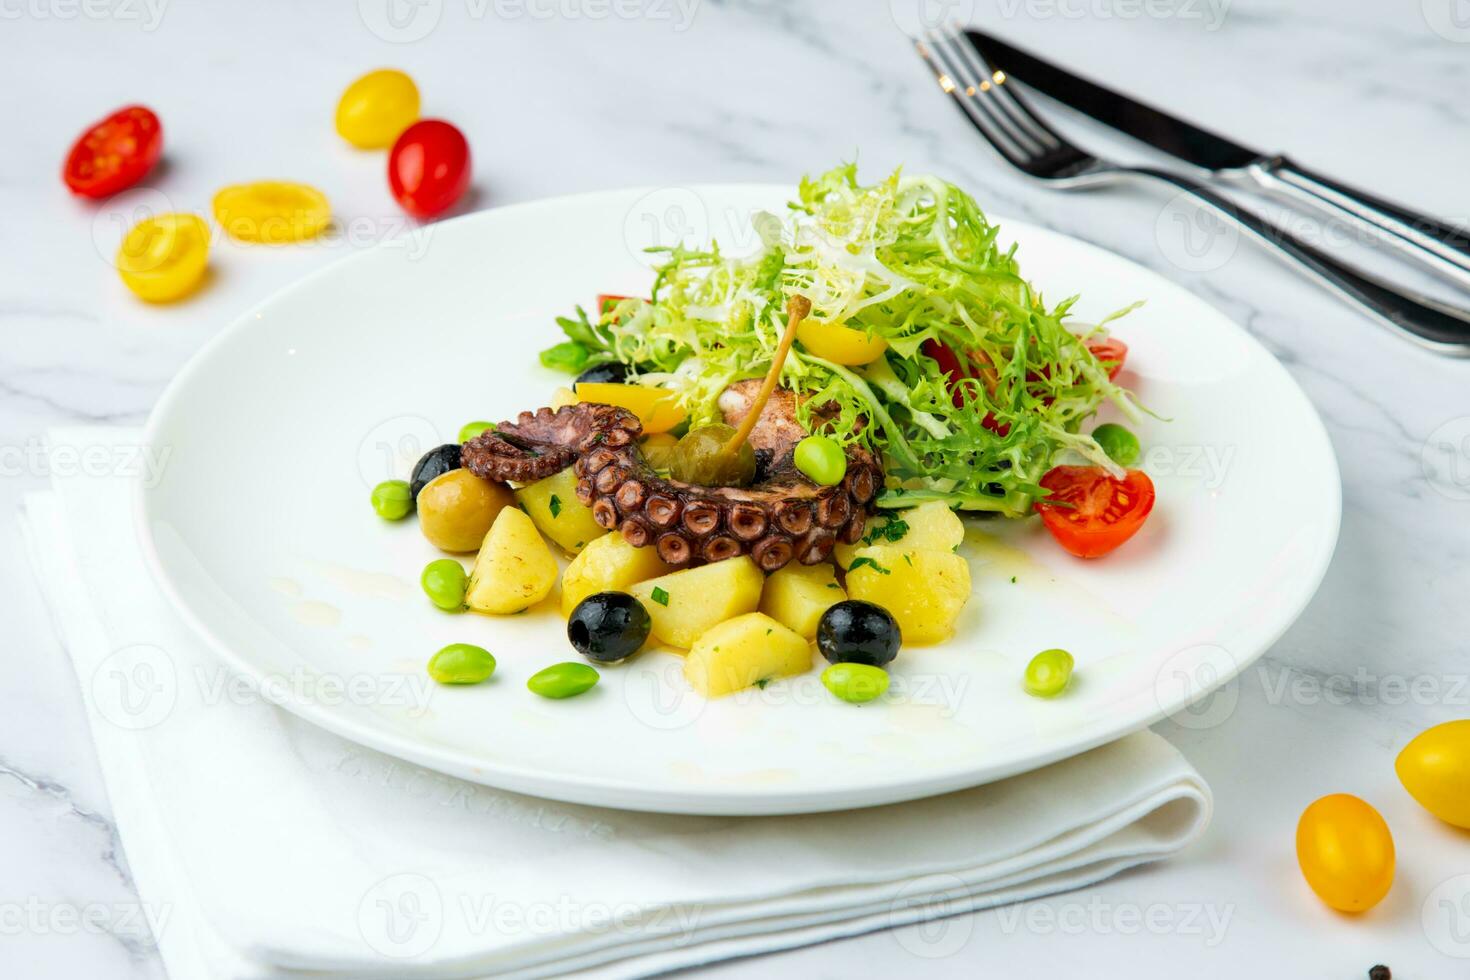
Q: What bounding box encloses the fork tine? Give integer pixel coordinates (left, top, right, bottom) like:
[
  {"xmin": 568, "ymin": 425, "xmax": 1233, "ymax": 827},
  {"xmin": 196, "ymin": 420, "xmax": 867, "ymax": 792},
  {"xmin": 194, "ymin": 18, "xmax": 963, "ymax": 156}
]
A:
[
  {"xmin": 926, "ymin": 30, "xmax": 1050, "ymax": 162},
  {"xmin": 941, "ymin": 24, "xmax": 1068, "ymax": 152},
  {"xmin": 931, "ymin": 27, "xmax": 1057, "ymax": 158},
  {"xmin": 914, "ymin": 38, "xmax": 1032, "ymax": 170}
]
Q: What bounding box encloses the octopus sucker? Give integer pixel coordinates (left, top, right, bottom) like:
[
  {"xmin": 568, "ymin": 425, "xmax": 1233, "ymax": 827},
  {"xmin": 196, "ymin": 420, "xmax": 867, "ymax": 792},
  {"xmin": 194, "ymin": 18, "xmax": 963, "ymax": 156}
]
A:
[{"xmin": 462, "ymin": 401, "xmax": 883, "ymax": 571}]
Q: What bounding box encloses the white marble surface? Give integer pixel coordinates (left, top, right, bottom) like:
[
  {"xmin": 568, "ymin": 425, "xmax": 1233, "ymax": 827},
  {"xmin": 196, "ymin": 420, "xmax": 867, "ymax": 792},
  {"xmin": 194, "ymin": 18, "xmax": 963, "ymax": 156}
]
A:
[{"xmin": 2, "ymin": 0, "xmax": 1469, "ymax": 976}]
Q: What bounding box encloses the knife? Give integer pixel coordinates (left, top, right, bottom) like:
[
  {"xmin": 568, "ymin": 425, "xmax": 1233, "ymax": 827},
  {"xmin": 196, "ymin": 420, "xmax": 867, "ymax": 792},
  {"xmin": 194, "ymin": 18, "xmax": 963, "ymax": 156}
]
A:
[{"xmin": 967, "ymin": 29, "xmax": 1470, "ymax": 286}]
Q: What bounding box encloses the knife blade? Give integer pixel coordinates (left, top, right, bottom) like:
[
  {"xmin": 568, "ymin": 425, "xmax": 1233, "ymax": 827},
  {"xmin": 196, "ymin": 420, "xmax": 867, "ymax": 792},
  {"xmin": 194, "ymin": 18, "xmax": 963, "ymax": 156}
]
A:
[{"xmin": 964, "ymin": 29, "xmax": 1470, "ymax": 276}]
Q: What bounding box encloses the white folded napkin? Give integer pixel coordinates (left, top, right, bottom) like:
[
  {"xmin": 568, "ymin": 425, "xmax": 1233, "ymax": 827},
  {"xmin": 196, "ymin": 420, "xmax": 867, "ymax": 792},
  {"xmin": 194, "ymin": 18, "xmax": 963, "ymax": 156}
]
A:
[{"xmin": 21, "ymin": 427, "xmax": 1211, "ymax": 979}]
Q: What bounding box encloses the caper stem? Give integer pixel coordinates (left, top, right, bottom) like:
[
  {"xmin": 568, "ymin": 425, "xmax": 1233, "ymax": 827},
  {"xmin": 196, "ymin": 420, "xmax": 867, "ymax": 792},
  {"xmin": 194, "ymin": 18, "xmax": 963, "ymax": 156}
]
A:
[{"xmin": 723, "ymin": 294, "xmax": 811, "ymax": 457}]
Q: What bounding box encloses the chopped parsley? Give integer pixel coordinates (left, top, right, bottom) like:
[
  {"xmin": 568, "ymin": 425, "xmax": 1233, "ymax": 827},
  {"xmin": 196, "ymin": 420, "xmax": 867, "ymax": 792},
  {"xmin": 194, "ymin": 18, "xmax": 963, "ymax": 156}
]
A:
[
  {"xmin": 755, "ymin": 678, "xmax": 770, "ymax": 690},
  {"xmin": 650, "ymin": 586, "xmax": 670, "ymax": 606},
  {"xmin": 548, "ymin": 494, "xmax": 562, "ymax": 518},
  {"xmin": 902, "ymin": 552, "xmax": 913, "ymax": 566},
  {"xmin": 848, "ymin": 556, "xmax": 891, "ymax": 575},
  {"xmin": 863, "ymin": 516, "xmax": 909, "ymax": 545}
]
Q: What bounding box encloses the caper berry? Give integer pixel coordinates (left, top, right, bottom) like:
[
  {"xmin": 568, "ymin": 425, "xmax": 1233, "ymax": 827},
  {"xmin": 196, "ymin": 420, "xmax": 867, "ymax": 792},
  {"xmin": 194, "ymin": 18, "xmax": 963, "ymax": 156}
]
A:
[
  {"xmin": 1091, "ymin": 423, "xmax": 1139, "ymax": 466},
  {"xmin": 1023, "ymin": 648, "xmax": 1075, "ymax": 698},
  {"xmin": 370, "ymin": 480, "xmax": 413, "ymax": 520},
  {"xmin": 427, "ymin": 643, "xmax": 496, "ymax": 685},
  {"xmin": 668, "ymin": 423, "xmax": 756, "ymax": 488}
]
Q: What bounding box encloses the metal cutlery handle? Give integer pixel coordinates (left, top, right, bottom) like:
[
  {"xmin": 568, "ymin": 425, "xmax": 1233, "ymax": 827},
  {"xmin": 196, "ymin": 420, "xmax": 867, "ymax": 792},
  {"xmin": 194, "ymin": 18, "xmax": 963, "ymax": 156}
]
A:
[
  {"xmin": 1242, "ymin": 157, "xmax": 1470, "ymax": 289},
  {"xmin": 1144, "ymin": 168, "xmax": 1470, "ymax": 354}
]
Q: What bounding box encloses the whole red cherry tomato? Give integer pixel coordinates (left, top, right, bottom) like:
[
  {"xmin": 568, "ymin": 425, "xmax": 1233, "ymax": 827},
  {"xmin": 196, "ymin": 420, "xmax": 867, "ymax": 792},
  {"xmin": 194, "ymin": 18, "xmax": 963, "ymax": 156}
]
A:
[
  {"xmin": 63, "ymin": 105, "xmax": 163, "ymax": 198},
  {"xmin": 1035, "ymin": 465, "xmax": 1155, "ymax": 558},
  {"xmin": 388, "ymin": 120, "xmax": 470, "ymax": 218}
]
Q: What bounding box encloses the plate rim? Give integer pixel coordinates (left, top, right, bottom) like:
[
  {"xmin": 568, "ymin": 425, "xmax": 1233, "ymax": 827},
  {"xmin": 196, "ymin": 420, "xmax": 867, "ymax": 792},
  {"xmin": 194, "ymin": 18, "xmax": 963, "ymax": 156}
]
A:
[{"xmin": 135, "ymin": 183, "xmax": 1342, "ymax": 815}]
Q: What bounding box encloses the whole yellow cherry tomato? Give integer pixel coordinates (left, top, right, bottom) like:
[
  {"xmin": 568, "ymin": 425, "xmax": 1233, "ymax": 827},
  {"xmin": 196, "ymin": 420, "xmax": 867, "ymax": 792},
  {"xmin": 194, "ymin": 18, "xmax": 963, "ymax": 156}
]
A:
[
  {"xmin": 116, "ymin": 213, "xmax": 210, "ymax": 303},
  {"xmin": 573, "ymin": 382, "xmax": 686, "ymax": 434},
  {"xmin": 795, "ymin": 319, "xmax": 888, "ymax": 366},
  {"xmin": 1296, "ymin": 794, "xmax": 1395, "ymax": 912},
  {"xmin": 335, "ymin": 69, "xmax": 420, "ymax": 149},
  {"xmin": 213, "ymin": 181, "xmax": 332, "ymax": 244},
  {"xmin": 1396, "ymin": 720, "xmax": 1470, "ymax": 828}
]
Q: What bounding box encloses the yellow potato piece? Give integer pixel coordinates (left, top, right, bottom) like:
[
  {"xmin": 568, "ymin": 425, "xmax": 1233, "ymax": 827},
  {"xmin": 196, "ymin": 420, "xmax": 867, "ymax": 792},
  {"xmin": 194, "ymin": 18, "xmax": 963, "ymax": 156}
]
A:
[
  {"xmin": 795, "ymin": 319, "xmax": 888, "ymax": 366},
  {"xmin": 844, "ymin": 545, "xmax": 971, "ymax": 645},
  {"xmin": 514, "ymin": 467, "xmax": 606, "ymax": 555},
  {"xmin": 685, "ymin": 613, "xmax": 812, "ymax": 698},
  {"xmin": 834, "ymin": 500, "xmax": 965, "ymax": 569},
  {"xmin": 629, "ymin": 557, "xmax": 764, "ymax": 648},
  {"xmin": 561, "ymin": 533, "xmax": 674, "ymax": 617},
  {"xmin": 549, "ymin": 386, "xmax": 579, "ymax": 410},
  {"xmin": 574, "ymin": 382, "xmax": 686, "ymax": 434},
  {"xmin": 464, "ymin": 507, "xmax": 559, "ymax": 614},
  {"xmin": 760, "ymin": 562, "xmax": 846, "ymax": 639}
]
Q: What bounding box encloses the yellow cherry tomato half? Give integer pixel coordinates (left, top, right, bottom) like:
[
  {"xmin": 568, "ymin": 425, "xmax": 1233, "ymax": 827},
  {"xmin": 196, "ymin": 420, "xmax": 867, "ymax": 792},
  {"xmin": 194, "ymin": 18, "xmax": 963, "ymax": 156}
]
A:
[
  {"xmin": 336, "ymin": 69, "xmax": 420, "ymax": 149},
  {"xmin": 795, "ymin": 319, "xmax": 888, "ymax": 366},
  {"xmin": 1295, "ymin": 794, "xmax": 1395, "ymax": 913},
  {"xmin": 1396, "ymin": 720, "xmax": 1470, "ymax": 828},
  {"xmin": 213, "ymin": 181, "xmax": 332, "ymax": 244},
  {"xmin": 116, "ymin": 213, "xmax": 210, "ymax": 303},
  {"xmin": 573, "ymin": 382, "xmax": 686, "ymax": 434}
]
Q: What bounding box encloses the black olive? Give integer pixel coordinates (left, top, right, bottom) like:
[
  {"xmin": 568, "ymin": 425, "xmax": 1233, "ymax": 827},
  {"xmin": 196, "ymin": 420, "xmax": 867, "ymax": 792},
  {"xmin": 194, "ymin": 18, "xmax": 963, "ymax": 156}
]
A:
[
  {"xmin": 1368, "ymin": 967, "xmax": 1391, "ymax": 980},
  {"xmin": 568, "ymin": 592, "xmax": 651, "ymax": 663},
  {"xmin": 817, "ymin": 600, "xmax": 901, "ymax": 667},
  {"xmin": 576, "ymin": 362, "xmax": 630, "ymax": 384},
  {"xmin": 410, "ymin": 444, "xmax": 463, "ymax": 500}
]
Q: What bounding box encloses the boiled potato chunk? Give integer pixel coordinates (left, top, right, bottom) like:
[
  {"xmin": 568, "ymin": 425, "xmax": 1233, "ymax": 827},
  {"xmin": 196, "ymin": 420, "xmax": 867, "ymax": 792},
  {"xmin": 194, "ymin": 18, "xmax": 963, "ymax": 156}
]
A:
[
  {"xmin": 465, "ymin": 507, "xmax": 559, "ymax": 614},
  {"xmin": 549, "ymin": 386, "xmax": 579, "ymax": 410},
  {"xmin": 514, "ymin": 467, "xmax": 606, "ymax": 555},
  {"xmin": 630, "ymin": 557, "xmax": 763, "ymax": 648},
  {"xmin": 834, "ymin": 500, "xmax": 965, "ymax": 569},
  {"xmin": 685, "ymin": 613, "xmax": 812, "ymax": 697},
  {"xmin": 760, "ymin": 562, "xmax": 846, "ymax": 639},
  {"xmin": 561, "ymin": 532, "xmax": 674, "ymax": 616},
  {"xmin": 844, "ymin": 545, "xmax": 971, "ymax": 645}
]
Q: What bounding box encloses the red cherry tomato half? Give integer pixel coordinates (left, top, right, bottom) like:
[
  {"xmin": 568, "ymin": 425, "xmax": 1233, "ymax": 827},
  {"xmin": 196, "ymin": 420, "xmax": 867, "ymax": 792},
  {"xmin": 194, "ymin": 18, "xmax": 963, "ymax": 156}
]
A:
[
  {"xmin": 63, "ymin": 105, "xmax": 163, "ymax": 199},
  {"xmin": 1036, "ymin": 465, "xmax": 1155, "ymax": 558},
  {"xmin": 922, "ymin": 339, "xmax": 1012, "ymax": 434},
  {"xmin": 1086, "ymin": 336, "xmax": 1128, "ymax": 380},
  {"xmin": 388, "ymin": 120, "xmax": 471, "ymax": 219}
]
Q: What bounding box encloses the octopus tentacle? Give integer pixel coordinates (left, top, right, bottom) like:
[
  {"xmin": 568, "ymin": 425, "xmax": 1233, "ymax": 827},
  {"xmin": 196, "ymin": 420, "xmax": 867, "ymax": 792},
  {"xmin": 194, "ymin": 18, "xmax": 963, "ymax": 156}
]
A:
[{"xmin": 466, "ymin": 402, "xmax": 883, "ymax": 571}]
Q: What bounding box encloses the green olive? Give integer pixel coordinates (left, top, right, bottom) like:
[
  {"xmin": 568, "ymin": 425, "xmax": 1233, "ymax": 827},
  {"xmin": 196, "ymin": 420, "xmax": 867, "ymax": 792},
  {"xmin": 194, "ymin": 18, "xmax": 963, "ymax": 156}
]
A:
[
  {"xmin": 1023, "ymin": 648, "xmax": 1075, "ymax": 698},
  {"xmin": 1091, "ymin": 424, "xmax": 1140, "ymax": 466},
  {"xmin": 421, "ymin": 559, "xmax": 467, "ymax": 611},
  {"xmin": 370, "ymin": 480, "xmax": 413, "ymax": 520},
  {"xmin": 417, "ymin": 469, "xmax": 515, "ymax": 552},
  {"xmin": 822, "ymin": 662, "xmax": 890, "ymax": 704},
  {"xmin": 427, "ymin": 643, "xmax": 496, "ymax": 685},
  {"xmin": 527, "ymin": 662, "xmax": 600, "ymax": 699},
  {"xmin": 794, "ymin": 435, "xmax": 847, "ymax": 486},
  {"xmin": 459, "ymin": 420, "xmax": 495, "ymax": 443},
  {"xmin": 668, "ymin": 423, "xmax": 756, "ymax": 488}
]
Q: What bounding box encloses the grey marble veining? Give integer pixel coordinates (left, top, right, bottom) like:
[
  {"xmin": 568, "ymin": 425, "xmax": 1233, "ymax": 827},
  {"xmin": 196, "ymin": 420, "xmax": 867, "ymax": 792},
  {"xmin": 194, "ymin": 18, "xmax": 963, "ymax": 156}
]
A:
[{"xmin": 2, "ymin": 0, "xmax": 1469, "ymax": 976}]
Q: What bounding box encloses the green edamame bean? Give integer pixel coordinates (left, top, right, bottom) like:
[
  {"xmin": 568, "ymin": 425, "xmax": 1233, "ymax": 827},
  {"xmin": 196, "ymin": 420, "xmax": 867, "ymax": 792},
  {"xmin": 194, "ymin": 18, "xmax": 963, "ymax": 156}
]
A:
[
  {"xmin": 1091, "ymin": 424, "xmax": 1139, "ymax": 467},
  {"xmin": 458, "ymin": 421, "xmax": 495, "ymax": 443},
  {"xmin": 1023, "ymin": 648, "xmax": 1075, "ymax": 698},
  {"xmin": 421, "ymin": 559, "xmax": 467, "ymax": 611},
  {"xmin": 794, "ymin": 435, "xmax": 847, "ymax": 486},
  {"xmin": 370, "ymin": 479, "xmax": 413, "ymax": 520},
  {"xmin": 428, "ymin": 643, "xmax": 496, "ymax": 685},
  {"xmin": 527, "ymin": 662, "xmax": 599, "ymax": 699},
  {"xmin": 822, "ymin": 662, "xmax": 890, "ymax": 704}
]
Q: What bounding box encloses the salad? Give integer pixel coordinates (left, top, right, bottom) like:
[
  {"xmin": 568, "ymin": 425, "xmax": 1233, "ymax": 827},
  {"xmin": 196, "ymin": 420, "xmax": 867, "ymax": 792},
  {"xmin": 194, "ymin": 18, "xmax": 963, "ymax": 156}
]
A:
[{"xmin": 372, "ymin": 165, "xmax": 1157, "ymax": 704}]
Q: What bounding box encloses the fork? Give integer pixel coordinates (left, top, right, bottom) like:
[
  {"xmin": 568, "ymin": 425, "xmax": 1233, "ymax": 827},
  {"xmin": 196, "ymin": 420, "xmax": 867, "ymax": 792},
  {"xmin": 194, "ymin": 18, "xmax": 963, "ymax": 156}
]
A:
[{"xmin": 915, "ymin": 26, "xmax": 1470, "ymax": 356}]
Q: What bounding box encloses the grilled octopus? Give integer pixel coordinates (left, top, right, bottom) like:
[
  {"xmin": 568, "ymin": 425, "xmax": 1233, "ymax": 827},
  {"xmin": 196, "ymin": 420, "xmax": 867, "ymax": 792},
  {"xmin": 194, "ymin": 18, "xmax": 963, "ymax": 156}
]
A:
[{"xmin": 462, "ymin": 383, "xmax": 882, "ymax": 572}]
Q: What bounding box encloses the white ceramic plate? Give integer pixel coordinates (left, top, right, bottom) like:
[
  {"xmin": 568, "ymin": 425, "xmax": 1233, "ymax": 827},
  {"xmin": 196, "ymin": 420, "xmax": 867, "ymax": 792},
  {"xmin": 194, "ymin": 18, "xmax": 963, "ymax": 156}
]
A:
[{"xmin": 139, "ymin": 185, "xmax": 1340, "ymax": 815}]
